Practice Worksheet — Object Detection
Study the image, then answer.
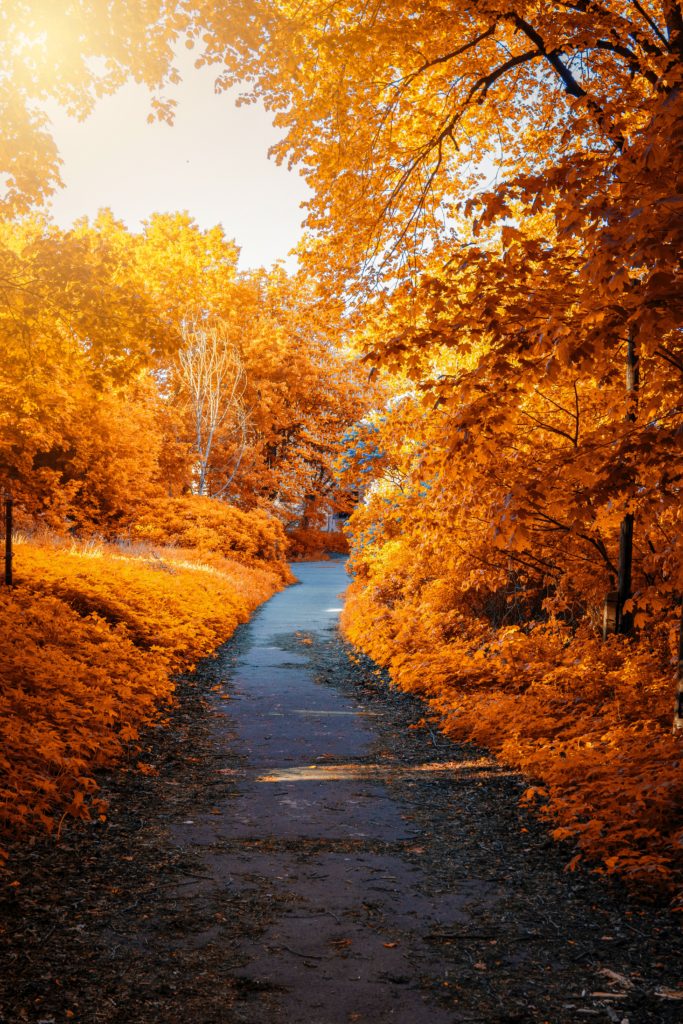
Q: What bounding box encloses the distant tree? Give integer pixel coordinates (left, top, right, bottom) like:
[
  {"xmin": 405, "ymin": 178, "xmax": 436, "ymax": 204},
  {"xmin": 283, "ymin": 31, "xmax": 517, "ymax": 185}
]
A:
[{"xmin": 177, "ymin": 319, "xmax": 249, "ymax": 497}]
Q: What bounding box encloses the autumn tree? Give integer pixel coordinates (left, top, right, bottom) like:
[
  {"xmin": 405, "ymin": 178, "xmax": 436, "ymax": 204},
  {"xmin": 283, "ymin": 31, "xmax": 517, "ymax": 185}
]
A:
[
  {"xmin": 200, "ymin": 2, "xmax": 681, "ymax": 292},
  {"xmin": 0, "ymin": 204, "xmax": 372, "ymax": 538},
  {"xmin": 132, "ymin": 212, "xmax": 241, "ymax": 325},
  {"xmin": 0, "ymin": 215, "xmax": 176, "ymax": 529},
  {"xmin": 6, "ymin": 3, "xmax": 679, "ymax": 586},
  {"xmin": 203, "ymin": 1, "xmax": 682, "ymax": 705},
  {"xmin": 177, "ymin": 318, "xmax": 249, "ymax": 497},
  {"xmin": 230, "ymin": 266, "xmax": 372, "ymax": 525}
]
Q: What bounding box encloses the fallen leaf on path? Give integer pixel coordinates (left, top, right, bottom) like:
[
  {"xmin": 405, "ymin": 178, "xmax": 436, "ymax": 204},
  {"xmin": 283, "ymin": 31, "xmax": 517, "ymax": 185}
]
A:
[
  {"xmin": 655, "ymin": 987, "xmax": 683, "ymax": 1000},
  {"xmin": 598, "ymin": 968, "xmax": 634, "ymax": 990},
  {"xmin": 383, "ymin": 942, "xmax": 399, "ymax": 948}
]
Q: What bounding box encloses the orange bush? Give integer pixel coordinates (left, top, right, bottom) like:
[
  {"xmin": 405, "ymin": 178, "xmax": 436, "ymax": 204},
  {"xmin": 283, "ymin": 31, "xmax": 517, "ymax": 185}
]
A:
[
  {"xmin": 342, "ymin": 577, "xmax": 683, "ymax": 896},
  {"xmin": 287, "ymin": 528, "xmax": 349, "ymax": 561},
  {"xmin": 0, "ymin": 527, "xmax": 288, "ymax": 854},
  {"xmin": 131, "ymin": 495, "xmax": 293, "ymax": 582}
]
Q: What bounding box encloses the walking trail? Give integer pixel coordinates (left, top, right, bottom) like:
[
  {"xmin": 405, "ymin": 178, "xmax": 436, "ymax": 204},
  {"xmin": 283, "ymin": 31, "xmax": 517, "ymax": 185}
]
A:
[
  {"xmin": 2, "ymin": 560, "xmax": 682, "ymax": 1024},
  {"xmin": 172, "ymin": 560, "xmax": 469, "ymax": 1023}
]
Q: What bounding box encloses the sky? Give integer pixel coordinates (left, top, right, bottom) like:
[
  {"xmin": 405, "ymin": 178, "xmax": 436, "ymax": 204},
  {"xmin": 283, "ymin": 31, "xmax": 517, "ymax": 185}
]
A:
[{"xmin": 45, "ymin": 51, "xmax": 310, "ymax": 271}]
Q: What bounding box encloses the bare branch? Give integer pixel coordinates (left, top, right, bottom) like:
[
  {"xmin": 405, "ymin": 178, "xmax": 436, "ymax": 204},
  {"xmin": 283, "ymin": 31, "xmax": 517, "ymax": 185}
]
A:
[{"xmin": 177, "ymin": 318, "xmax": 249, "ymax": 496}]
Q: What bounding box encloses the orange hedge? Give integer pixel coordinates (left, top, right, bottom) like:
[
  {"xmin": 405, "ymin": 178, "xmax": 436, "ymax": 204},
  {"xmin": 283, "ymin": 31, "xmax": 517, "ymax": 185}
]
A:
[
  {"xmin": 342, "ymin": 580, "xmax": 683, "ymax": 898},
  {"xmin": 287, "ymin": 528, "xmax": 349, "ymax": 560},
  {"xmin": 0, "ymin": 516, "xmax": 289, "ymax": 855},
  {"xmin": 131, "ymin": 495, "xmax": 291, "ymax": 579}
]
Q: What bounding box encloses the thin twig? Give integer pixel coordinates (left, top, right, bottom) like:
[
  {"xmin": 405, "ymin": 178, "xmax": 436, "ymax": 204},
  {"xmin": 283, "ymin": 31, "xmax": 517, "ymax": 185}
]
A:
[{"xmin": 279, "ymin": 944, "xmax": 327, "ymax": 960}]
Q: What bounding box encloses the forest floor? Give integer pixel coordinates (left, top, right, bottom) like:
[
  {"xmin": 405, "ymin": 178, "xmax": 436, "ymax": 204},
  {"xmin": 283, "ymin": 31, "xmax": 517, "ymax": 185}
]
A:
[{"xmin": 1, "ymin": 560, "xmax": 682, "ymax": 1024}]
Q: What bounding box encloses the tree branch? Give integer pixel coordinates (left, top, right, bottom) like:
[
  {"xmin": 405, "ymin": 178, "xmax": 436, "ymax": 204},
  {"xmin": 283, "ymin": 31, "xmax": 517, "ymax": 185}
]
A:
[
  {"xmin": 510, "ymin": 14, "xmax": 587, "ymax": 97},
  {"xmin": 630, "ymin": 0, "xmax": 671, "ymax": 48},
  {"xmin": 573, "ymin": 380, "xmax": 580, "ymax": 447},
  {"xmin": 595, "ymin": 40, "xmax": 659, "ymax": 84},
  {"xmin": 519, "ymin": 408, "xmax": 578, "ymax": 446},
  {"xmin": 399, "ymin": 24, "xmax": 500, "ymax": 88},
  {"xmin": 467, "ymin": 49, "xmax": 543, "ymax": 103},
  {"xmin": 527, "ymin": 507, "xmax": 617, "ymax": 574},
  {"xmin": 655, "ymin": 344, "xmax": 683, "ymax": 374}
]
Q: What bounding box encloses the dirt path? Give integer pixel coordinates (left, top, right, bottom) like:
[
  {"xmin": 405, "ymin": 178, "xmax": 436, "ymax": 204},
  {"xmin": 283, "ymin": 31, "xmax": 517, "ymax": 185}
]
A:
[{"xmin": 1, "ymin": 559, "xmax": 681, "ymax": 1023}]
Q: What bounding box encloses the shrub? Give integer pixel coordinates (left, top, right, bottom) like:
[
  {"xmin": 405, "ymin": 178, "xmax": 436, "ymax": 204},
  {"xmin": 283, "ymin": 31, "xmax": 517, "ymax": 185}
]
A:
[{"xmin": 0, "ymin": 528, "xmax": 287, "ymax": 853}]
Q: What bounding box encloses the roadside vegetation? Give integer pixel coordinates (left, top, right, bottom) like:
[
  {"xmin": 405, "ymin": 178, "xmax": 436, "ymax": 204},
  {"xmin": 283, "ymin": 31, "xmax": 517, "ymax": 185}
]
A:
[{"xmin": 0, "ymin": 504, "xmax": 292, "ymax": 854}]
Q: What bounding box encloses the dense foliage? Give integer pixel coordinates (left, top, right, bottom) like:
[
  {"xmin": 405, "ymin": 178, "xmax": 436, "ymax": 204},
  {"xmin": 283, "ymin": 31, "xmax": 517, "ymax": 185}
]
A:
[
  {"xmin": 0, "ymin": 207, "xmax": 365, "ymax": 847},
  {"xmin": 1, "ymin": 213, "xmax": 367, "ymax": 534},
  {"xmin": 0, "ymin": 512, "xmax": 291, "ymax": 853},
  {"xmin": 1, "ymin": 16, "xmax": 370, "ymax": 850}
]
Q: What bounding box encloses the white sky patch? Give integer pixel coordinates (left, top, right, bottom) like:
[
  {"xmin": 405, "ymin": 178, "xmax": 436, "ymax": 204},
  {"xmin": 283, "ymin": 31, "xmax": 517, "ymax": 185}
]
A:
[{"xmin": 44, "ymin": 49, "xmax": 310, "ymax": 271}]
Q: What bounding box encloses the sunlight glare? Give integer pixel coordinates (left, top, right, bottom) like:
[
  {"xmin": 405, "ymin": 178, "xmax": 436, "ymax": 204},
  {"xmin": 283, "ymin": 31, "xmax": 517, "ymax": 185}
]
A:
[{"xmin": 256, "ymin": 760, "xmax": 512, "ymax": 783}]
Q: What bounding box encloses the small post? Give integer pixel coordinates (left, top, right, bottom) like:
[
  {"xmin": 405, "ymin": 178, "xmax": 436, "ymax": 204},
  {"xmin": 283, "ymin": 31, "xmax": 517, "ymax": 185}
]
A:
[
  {"xmin": 4, "ymin": 496, "xmax": 12, "ymax": 586},
  {"xmin": 603, "ymin": 590, "xmax": 618, "ymax": 640},
  {"xmin": 612, "ymin": 327, "xmax": 639, "ymax": 635}
]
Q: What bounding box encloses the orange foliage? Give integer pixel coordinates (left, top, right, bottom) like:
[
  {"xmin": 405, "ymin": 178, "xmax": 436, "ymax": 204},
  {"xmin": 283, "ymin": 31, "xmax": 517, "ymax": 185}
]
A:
[
  {"xmin": 0, "ymin": 518, "xmax": 288, "ymax": 853},
  {"xmin": 287, "ymin": 529, "xmax": 349, "ymax": 561},
  {"xmin": 4, "ymin": 2, "xmax": 682, "ymax": 901},
  {"xmin": 0, "ymin": 213, "xmax": 370, "ymax": 538},
  {"xmin": 215, "ymin": 0, "xmax": 683, "ymax": 895},
  {"xmin": 342, "ymin": 515, "xmax": 683, "ymax": 894},
  {"xmin": 131, "ymin": 496, "xmax": 293, "ymax": 582},
  {"xmin": 166, "ymin": 265, "xmax": 371, "ymax": 520},
  {"xmin": 0, "ymin": 4, "xmax": 188, "ymax": 217}
]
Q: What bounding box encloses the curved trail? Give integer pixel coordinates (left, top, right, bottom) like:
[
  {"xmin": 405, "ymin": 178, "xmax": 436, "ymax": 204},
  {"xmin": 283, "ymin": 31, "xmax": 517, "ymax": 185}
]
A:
[
  {"xmin": 164, "ymin": 560, "xmax": 680, "ymax": 1024},
  {"xmin": 171, "ymin": 560, "xmax": 459, "ymax": 1023}
]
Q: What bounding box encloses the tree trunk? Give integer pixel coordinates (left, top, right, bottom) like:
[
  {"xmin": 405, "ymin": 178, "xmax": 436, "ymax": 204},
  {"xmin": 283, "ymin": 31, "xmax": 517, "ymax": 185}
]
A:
[
  {"xmin": 616, "ymin": 513, "xmax": 634, "ymax": 634},
  {"xmin": 4, "ymin": 497, "xmax": 12, "ymax": 586},
  {"xmin": 615, "ymin": 329, "xmax": 638, "ymax": 635}
]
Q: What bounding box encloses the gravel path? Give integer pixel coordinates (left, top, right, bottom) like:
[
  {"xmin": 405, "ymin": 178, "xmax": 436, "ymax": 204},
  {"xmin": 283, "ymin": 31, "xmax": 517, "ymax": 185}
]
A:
[{"xmin": 1, "ymin": 560, "xmax": 681, "ymax": 1023}]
